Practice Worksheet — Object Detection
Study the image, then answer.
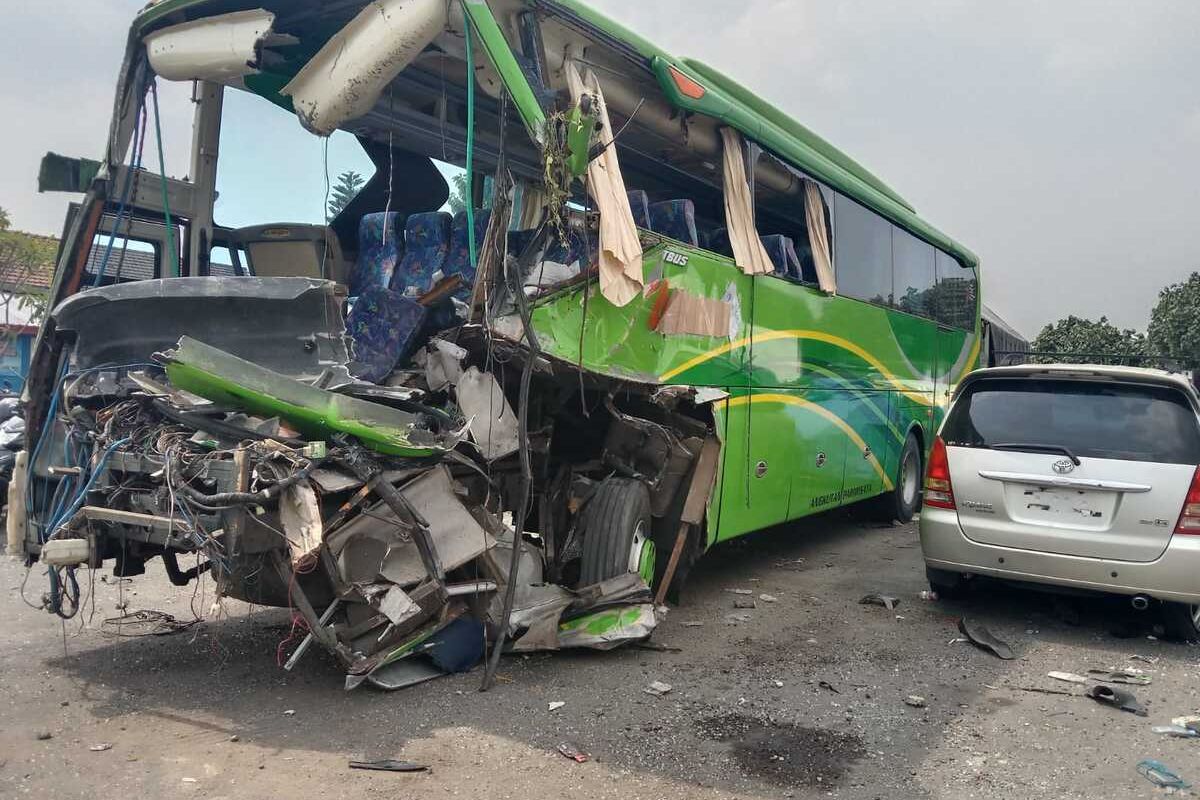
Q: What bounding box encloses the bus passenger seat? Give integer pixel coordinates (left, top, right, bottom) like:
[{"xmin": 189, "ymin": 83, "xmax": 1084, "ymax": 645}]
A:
[
  {"xmin": 345, "ymin": 286, "xmax": 428, "ymax": 383},
  {"xmin": 446, "ymin": 209, "xmax": 492, "ymax": 298},
  {"xmin": 705, "ymin": 227, "xmax": 733, "ymax": 257},
  {"xmin": 760, "ymin": 234, "xmax": 803, "ymax": 279},
  {"xmin": 648, "ymin": 200, "xmax": 699, "ymax": 246},
  {"xmin": 626, "ymin": 190, "xmax": 651, "ymax": 229},
  {"xmin": 350, "ymin": 212, "xmax": 403, "ymax": 297},
  {"xmin": 389, "ymin": 211, "xmax": 452, "ymax": 297}
]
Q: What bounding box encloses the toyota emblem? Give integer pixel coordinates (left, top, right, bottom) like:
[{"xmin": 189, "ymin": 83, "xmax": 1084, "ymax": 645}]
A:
[{"xmin": 1052, "ymin": 458, "xmax": 1075, "ymax": 475}]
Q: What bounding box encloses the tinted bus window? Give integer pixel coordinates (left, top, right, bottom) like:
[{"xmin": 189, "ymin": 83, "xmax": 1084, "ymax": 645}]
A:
[
  {"xmin": 892, "ymin": 227, "xmax": 935, "ymax": 318},
  {"xmin": 943, "ymin": 378, "xmax": 1200, "ymax": 464},
  {"xmin": 934, "ymin": 250, "xmax": 977, "ymax": 330},
  {"xmin": 834, "ymin": 193, "xmax": 892, "ymax": 305}
]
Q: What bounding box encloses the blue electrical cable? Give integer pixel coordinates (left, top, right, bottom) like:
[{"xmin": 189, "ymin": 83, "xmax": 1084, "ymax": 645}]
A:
[{"xmin": 94, "ymin": 77, "xmax": 149, "ymax": 287}]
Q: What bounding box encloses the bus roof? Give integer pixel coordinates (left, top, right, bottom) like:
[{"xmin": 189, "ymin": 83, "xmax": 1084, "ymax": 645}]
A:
[{"xmin": 133, "ymin": 0, "xmax": 979, "ymax": 269}]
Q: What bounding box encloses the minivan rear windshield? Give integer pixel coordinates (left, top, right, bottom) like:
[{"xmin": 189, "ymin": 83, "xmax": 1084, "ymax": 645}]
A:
[{"xmin": 942, "ymin": 377, "xmax": 1200, "ymax": 465}]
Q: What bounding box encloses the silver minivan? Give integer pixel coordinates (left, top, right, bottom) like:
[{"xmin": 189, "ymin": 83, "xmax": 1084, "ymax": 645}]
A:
[{"xmin": 920, "ymin": 364, "xmax": 1200, "ymax": 641}]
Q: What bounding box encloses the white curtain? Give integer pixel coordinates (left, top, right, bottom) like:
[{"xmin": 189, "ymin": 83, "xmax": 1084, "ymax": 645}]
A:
[
  {"xmin": 805, "ymin": 180, "xmax": 837, "ymax": 293},
  {"xmin": 565, "ymin": 61, "xmax": 644, "ymax": 307},
  {"xmin": 720, "ymin": 127, "xmax": 773, "ymax": 276}
]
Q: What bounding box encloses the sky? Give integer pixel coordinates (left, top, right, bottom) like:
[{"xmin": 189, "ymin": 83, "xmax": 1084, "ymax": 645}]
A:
[{"xmin": 2, "ymin": 1, "xmax": 1198, "ymax": 337}]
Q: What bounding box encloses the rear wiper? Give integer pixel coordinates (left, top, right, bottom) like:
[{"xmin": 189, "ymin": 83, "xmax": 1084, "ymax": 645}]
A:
[{"xmin": 990, "ymin": 443, "xmax": 1081, "ymax": 465}]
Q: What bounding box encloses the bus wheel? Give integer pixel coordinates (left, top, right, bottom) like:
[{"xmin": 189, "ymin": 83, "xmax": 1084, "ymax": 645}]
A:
[
  {"xmin": 579, "ymin": 478, "xmax": 655, "ymax": 587},
  {"xmin": 873, "ymin": 433, "xmax": 922, "ymax": 523}
]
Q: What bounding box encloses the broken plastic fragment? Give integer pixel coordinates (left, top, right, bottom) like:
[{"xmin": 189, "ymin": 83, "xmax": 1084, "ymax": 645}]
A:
[
  {"xmin": 1085, "ymin": 684, "xmax": 1148, "ymax": 717},
  {"xmin": 957, "ymin": 618, "xmax": 1015, "ymax": 660}
]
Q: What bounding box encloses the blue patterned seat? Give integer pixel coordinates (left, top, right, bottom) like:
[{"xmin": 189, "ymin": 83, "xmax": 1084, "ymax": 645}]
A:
[
  {"xmin": 760, "ymin": 235, "xmax": 802, "ymax": 279},
  {"xmin": 701, "ymin": 227, "xmax": 733, "ymax": 257},
  {"xmin": 626, "ymin": 190, "xmax": 651, "ymax": 230},
  {"xmin": 345, "ymin": 287, "xmax": 428, "ymax": 383},
  {"xmin": 649, "ymin": 199, "xmax": 698, "ymax": 246},
  {"xmin": 389, "ymin": 211, "xmax": 452, "ymax": 298},
  {"xmin": 446, "ymin": 209, "xmax": 491, "ymax": 299},
  {"xmin": 350, "ymin": 212, "xmax": 403, "ymax": 297}
]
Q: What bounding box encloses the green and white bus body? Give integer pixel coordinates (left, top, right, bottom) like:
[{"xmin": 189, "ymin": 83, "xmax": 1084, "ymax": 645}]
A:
[{"xmin": 22, "ymin": 0, "xmax": 979, "ymax": 596}]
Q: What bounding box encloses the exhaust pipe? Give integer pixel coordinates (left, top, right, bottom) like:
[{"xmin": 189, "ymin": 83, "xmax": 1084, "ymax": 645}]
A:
[{"xmin": 1130, "ymin": 595, "xmax": 1151, "ymax": 612}]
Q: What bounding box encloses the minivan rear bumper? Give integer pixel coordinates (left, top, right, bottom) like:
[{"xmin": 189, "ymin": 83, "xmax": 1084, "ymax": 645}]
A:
[{"xmin": 920, "ymin": 506, "xmax": 1200, "ymax": 604}]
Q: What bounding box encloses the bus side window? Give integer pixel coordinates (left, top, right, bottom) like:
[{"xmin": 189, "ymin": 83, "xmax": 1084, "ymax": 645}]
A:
[
  {"xmin": 833, "ymin": 193, "xmax": 893, "ymax": 306},
  {"xmin": 892, "ymin": 227, "xmax": 936, "ymax": 319},
  {"xmin": 934, "ymin": 250, "xmax": 978, "ymax": 331},
  {"xmin": 208, "ymin": 245, "xmax": 246, "ymax": 276}
]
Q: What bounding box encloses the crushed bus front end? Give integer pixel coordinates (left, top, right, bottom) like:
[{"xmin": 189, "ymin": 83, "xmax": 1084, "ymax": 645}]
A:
[{"xmin": 16, "ymin": 0, "xmax": 979, "ymax": 684}]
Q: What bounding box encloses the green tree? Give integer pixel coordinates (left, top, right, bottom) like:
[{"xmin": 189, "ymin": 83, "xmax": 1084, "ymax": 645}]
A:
[
  {"xmin": 1031, "ymin": 315, "xmax": 1148, "ymax": 364},
  {"xmin": 446, "ymin": 172, "xmax": 469, "ymax": 215},
  {"xmin": 1147, "ymin": 272, "xmax": 1200, "ymax": 367},
  {"xmin": 327, "ymin": 170, "xmax": 366, "ymax": 219},
  {"xmin": 0, "ymin": 207, "xmax": 10, "ymax": 230}
]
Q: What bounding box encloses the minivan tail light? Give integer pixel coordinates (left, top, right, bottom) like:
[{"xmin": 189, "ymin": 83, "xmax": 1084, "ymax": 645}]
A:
[
  {"xmin": 923, "ymin": 437, "xmax": 956, "ymax": 510},
  {"xmin": 1174, "ymin": 466, "xmax": 1200, "ymax": 534}
]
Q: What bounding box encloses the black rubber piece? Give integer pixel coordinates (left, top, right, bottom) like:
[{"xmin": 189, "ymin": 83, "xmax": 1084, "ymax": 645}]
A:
[
  {"xmin": 1159, "ymin": 602, "xmax": 1200, "ymax": 642},
  {"xmin": 579, "ymin": 477, "xmax": 651, "ymax": 587},
  {"xmin": 872, "ymin": 433, "xmax": 921, "ymax": 523}
]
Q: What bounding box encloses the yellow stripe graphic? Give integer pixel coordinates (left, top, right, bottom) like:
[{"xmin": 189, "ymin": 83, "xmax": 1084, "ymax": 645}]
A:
[
  {"xmin": 659, "ymin": 329, "xmax": 934, "ymax": 406},
  {"xmin": 727, "ymin": 393, "xmax": 895, "ymax": 491}
]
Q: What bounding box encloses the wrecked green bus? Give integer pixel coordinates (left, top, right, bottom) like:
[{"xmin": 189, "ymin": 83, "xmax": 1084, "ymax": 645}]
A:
[{"xmin": 15, "ymin": 0, "xmax": 979, "ymax": 675}]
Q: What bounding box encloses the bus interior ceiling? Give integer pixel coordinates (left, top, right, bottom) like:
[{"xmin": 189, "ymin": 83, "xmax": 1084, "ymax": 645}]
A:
[{"xmin": 21, "ymin": 0, "xmax": 770, "ymax": 684}]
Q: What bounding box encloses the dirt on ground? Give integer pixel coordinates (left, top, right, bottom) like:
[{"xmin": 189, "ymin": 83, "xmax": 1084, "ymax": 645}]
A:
[{"xmin": 2, "ymin": 511, "xmax": 1198, "ymax": 799}]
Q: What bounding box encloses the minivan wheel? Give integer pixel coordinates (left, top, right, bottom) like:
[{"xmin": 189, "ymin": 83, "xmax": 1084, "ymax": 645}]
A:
[
  {"xmin": 872, "ymin": 433, "xmax": 922, "ymax": 523},
  {"xmin": 579, "ymin": 478, "xmax": 655, "ymax": 587},
  {"xmin": 926, "ymin": 566, "xmax": 967, "ymax": 600},
  {"xmin": 1160, "ymin": 602, "xmax": 1200, "ymax": 642}
]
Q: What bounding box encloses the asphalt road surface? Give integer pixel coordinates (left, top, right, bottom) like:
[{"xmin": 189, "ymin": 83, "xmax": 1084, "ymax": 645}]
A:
[{"xmin": 3, "ymin": 510, "xmax": 1198, "ymax": 799}]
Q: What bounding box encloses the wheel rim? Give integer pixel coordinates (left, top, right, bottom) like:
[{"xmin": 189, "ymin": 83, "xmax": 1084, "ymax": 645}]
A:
[
  {"xmin": 628, "ymin": 521, "xmax": 656, "ymax": 584},
  {"xmin": 900, "ymin": 447, "xmax": 919, "ymax": 507}
]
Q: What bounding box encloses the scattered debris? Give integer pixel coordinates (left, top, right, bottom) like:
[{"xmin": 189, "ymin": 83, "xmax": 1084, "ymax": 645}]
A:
[
  {"xmin": 758, "ymin": 594, "xmax": 778, "ymax": 603},
  {"xmin": 228, "ymin": 735, "xmax": 240, "ymax": 743},
  {"xmin": 1152, "ymin": 725, "xmax": 1200, "ymax": 739},
  {"xmin": 557, "ymin": 742, "xmax": 590, "ymax": 763},
  {"xmin": 818, "ymin": 681, "xmax": 841, "ymax": 694},
  {"xmin": 1007, "ymin": 685, "xmax": 1075, "ymax": 697},
  {"xmin": 348, "ymin": 760, "xmax": 430, "ymax": 773},
  {"xmin": 88, "ymin": 743, "xmax": 113, "ymax": 752},
  {"xmin": 725, "ymin": 588, "xmax": 755, "ymax": 596},
  {"xmin": 283, "ymin": 710, "xmax": 296, "ymax": 717},
  {"xmin": 681, "ymin": 621, "xmax": 705, "ymax": 628},
  {"xmin": 773, "ymin": 680, "xmax": 784, "ymax": 688},
  {"xmin": 1087, "ymin": 669, "xmax": 1151, "ymax": 686},
  {"xmin": 644, "ymin": 681, "xmax": 673, "ymax": 697},
  {"xmin": 958, "ymin": 618, "xmax": 1015, "ymax": 660},
  {"xmin": 101, "ymin": 610, "xmax": 200, "ymax": 637},
  {"xmin": 723, "ymin": 613, "xmax": 752, "ymax": 626},
  {"xmin": 1128, "ymin": 654, "xmax": 1158, "ymax": 665},
  {"xmin": 904, "ymin": 695, "xmax": 927, "ymax": 708},
  {"xmin": 1085, "ymin": 685, "xmax": 1148, "ymax": 717},
  {"xmin": 1136, "ymin": 759, "xmax": 1190, "ymax": 790},
  {"xmin": 35, "ymin": 732, "xmax": 52, "ymax": 741},
  {"xmin": 1171, "ymin": 715, "xmax": 1200, "ymax": 729},
  {"xmin": 733, "ymin": 597, "xmax": 757, "ymax": 610},
  {"xmin": 548, "ymin": 701, "xmax": 566, "ymax": 712},
  {"xmin": 181, "ymin": 778, "xmax": 198, "ymax": 784},
  {"xmin": 859, "ymin": 593, "xmax": 900, "ymax": 611},
  {"xmin": 1047, "ymin": 671, "xmax": 1089, "ymax": 685},
  {"xmin": 918, "ymin": 590, "xmax": 939, "ymax": 601}
]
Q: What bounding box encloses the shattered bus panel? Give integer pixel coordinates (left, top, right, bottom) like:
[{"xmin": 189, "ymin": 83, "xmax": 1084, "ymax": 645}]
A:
[{"xmin": 17, "ymin": 0, "xmax": 980, "ymax": 683}]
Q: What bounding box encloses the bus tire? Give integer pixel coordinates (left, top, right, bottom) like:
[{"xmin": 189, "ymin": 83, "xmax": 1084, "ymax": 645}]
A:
[
  {"xmin": 579, "ymin": 478, "xmax": 654, "ymax": 588},
  {"xmin": 873, "ymin": 433, "xmax": 923, "ymax": 523}
]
